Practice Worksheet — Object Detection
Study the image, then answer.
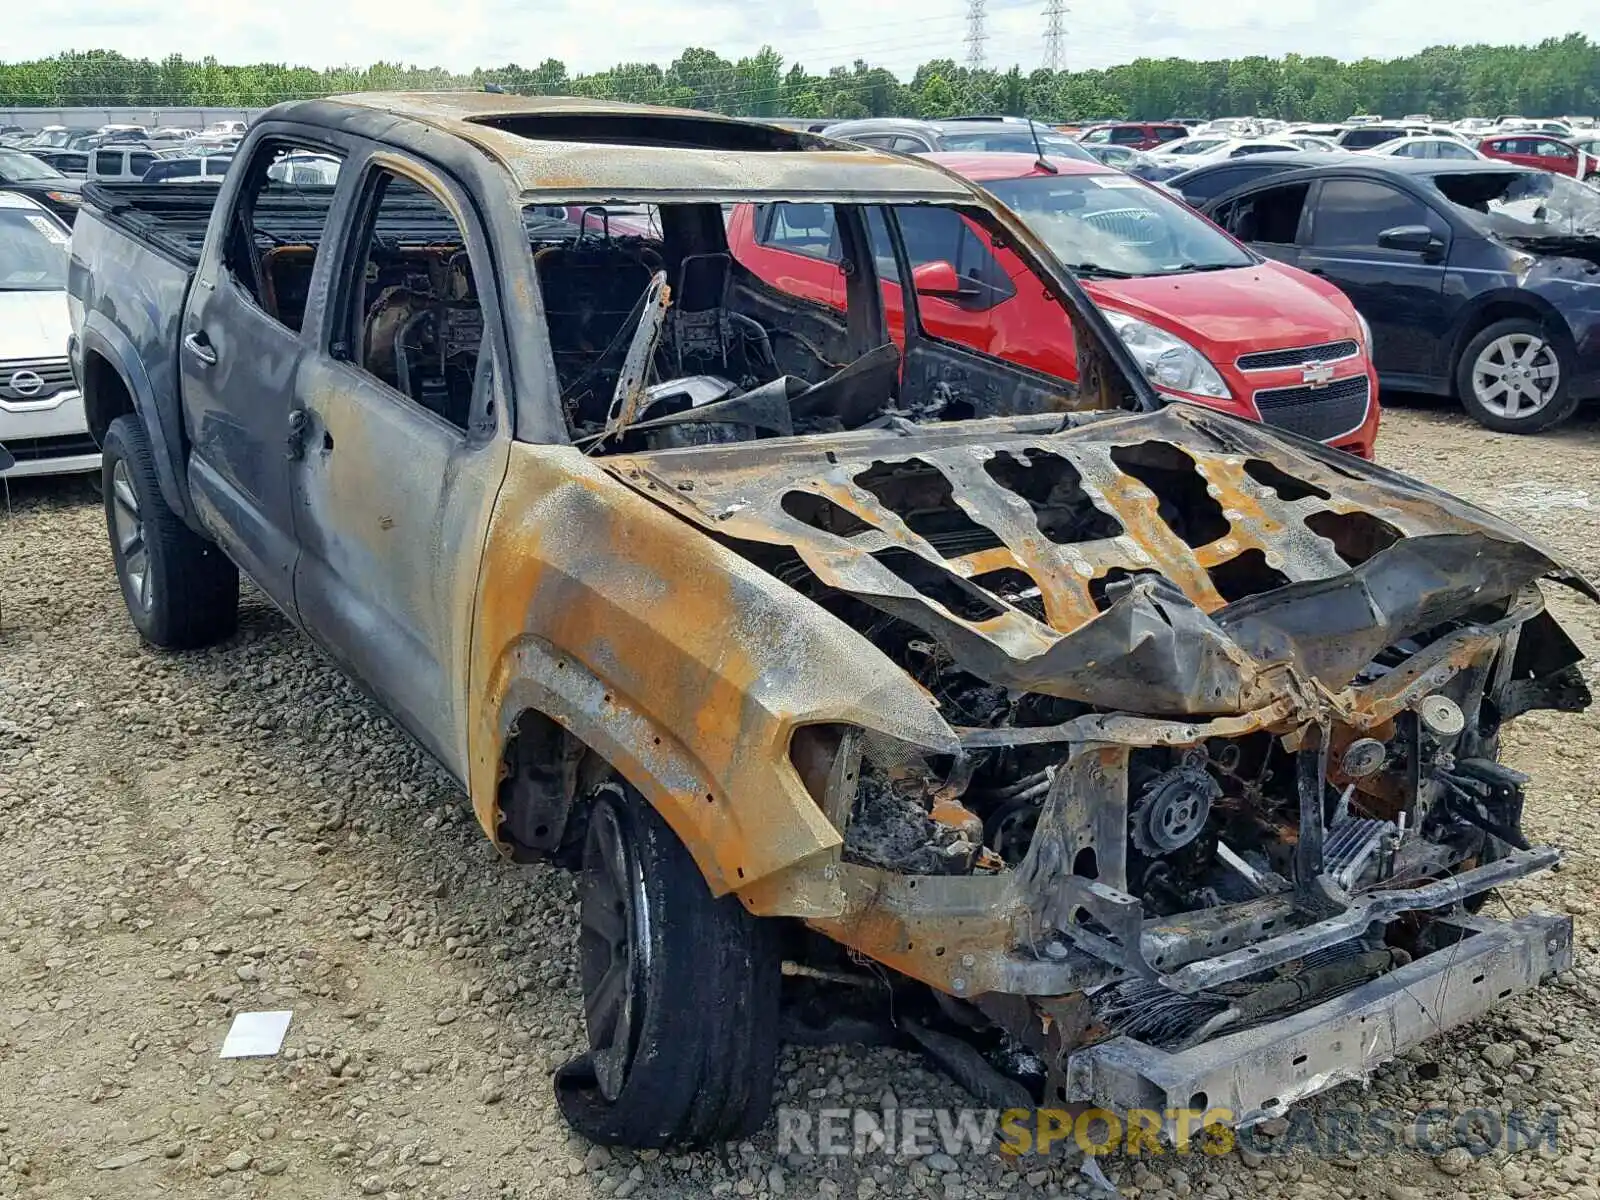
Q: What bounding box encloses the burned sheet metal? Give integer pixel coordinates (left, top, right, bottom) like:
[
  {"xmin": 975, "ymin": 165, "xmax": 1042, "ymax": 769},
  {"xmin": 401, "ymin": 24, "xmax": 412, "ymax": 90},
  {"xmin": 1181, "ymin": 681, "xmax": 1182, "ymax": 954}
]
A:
[
  {"xmin": 602, "ymin": 403, "xmax": 1593, "ymax": 716},
  {"xmin": 471, "ymin": 391, "xmax": 1590, "ymax": 1126}
]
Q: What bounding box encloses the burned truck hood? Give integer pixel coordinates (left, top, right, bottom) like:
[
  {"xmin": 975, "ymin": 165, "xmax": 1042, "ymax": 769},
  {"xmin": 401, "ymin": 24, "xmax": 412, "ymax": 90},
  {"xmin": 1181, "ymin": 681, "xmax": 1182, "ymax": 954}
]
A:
[{"xmin": 601, "ymin": 405, "xmax": 1595, "ymax": 717}]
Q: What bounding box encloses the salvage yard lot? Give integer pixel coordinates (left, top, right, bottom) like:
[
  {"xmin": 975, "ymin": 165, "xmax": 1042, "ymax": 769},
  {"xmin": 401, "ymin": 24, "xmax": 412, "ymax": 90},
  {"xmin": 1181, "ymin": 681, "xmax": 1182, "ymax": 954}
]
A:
[{"xmin": 3, "ymin": 401, "xmax": 1600, "ymax": 1200}]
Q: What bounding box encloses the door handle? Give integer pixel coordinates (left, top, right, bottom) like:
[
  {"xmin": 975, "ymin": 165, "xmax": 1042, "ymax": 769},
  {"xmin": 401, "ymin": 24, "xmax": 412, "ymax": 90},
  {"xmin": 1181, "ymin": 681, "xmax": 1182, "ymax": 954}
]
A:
[
  {"xmin": 285, "ymin": 408, "xmax": 309, "ymax": 461},
  {"xmin": 182, "ymin": 331, "xmax": 217, "ymax": 366}
]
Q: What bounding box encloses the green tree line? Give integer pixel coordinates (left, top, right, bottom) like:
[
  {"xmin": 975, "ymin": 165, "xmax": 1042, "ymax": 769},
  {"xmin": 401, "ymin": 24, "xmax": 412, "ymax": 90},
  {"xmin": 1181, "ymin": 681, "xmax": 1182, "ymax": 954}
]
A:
[{"xmin": 2, "ymin": 36, "xmax": 1597, "ymax": 122}]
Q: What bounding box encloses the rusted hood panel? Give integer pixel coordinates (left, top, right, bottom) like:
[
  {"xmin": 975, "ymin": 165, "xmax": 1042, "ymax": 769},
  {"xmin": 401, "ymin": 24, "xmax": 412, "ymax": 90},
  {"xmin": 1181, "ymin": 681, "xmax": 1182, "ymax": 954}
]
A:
[{"xmin": 602, "ymin": 405, "xmax": 1594, "ymax": 716}]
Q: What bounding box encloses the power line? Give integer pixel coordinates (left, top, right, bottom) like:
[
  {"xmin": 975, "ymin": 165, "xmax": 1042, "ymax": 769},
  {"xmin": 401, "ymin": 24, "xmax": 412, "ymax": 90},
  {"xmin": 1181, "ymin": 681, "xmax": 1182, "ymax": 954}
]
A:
[
  {"xmin": 965, "ymin": 0, "xmax": 989, "ymax": 71},
  {"xmin": 1043, "ymin": 1, "xmax": 1068, "ymax": 72}
]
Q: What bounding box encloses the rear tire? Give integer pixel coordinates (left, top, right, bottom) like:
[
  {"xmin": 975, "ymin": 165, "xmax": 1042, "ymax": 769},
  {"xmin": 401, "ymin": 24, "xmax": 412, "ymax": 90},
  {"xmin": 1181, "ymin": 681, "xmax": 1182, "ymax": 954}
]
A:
[
  {"xmin": 102, "ymin": 414, "xmax": 239, "ymax": 649},
  {"xmin": 1455, "ymin": 317, "xmax": 1580, "ymax": 434},
  {"xmin": 554, "ymin": 780, "xmax": 781, "ymax": 1147}
]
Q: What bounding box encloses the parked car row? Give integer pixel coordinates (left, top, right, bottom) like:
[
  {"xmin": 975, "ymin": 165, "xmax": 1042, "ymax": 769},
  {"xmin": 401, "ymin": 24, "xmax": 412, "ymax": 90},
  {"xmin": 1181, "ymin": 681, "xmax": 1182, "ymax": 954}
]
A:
[
  {"xmin": 1071, "ymin": 115, "xmax": 1600, "ymax": 185},
  {"xmin": 1197, "ymin": 158, "xmax": 1600, "ymax": 432},
  {"xmin": 781, "ymin": 112, "xmax": 1599, "ymax": 435},
  {"xmin": 0, "ymin": 119, "xmax": 250, "ymax": 192},
  {"xmin": 8, "ymin": 103, "xmax": 1596, "ymax": 484}
]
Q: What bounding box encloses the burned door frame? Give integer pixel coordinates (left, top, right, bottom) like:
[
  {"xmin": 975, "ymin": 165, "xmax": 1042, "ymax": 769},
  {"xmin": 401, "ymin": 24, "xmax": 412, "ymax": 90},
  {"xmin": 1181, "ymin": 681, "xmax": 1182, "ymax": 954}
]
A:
[
  {"xmin": 289, "ymin": 144, "xmax": 513, "ymax": 778},
  {"xmin": 180, "ymin": 122, "xmax": 358, "ymax": 613}
]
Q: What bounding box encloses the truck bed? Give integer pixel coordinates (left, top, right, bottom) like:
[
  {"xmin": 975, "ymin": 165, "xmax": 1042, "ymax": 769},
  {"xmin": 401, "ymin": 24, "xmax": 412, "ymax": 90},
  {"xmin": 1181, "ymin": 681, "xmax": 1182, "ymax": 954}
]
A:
[{"xmin": 80, "ymin": 183, "xmax": 340, "ymax": 267}]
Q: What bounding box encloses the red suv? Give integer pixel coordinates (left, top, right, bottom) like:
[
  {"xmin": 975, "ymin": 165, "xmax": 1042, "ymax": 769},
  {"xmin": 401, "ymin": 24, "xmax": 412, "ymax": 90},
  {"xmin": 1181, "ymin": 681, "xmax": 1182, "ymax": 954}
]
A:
[
  {"xmin": 1078, "ymin": 122, "xmax": 1191, "ymax": 151},
  {"xmin": 726, "ymin": 153, "xmax": 1381, "ymax": 457},
  {"xmin": 1477, "ymin": 134, "xmax": 1597, "ymax": 180}
]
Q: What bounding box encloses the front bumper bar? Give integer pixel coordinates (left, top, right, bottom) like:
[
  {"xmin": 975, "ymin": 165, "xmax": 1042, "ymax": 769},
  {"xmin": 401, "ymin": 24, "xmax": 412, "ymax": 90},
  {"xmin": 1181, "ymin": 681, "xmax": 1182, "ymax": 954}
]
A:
[{"xmin": 1064, "ymin": 911, "xmax": 1573, "ymax": 1130}]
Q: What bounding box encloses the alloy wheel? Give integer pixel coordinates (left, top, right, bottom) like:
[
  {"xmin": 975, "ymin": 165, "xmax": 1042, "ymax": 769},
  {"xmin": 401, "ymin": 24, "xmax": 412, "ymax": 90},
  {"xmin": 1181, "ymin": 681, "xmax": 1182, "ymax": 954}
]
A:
[
  {"xmin": 1471, "ymin": 332, "xmax": 1561, "ymax": 420},
  {"xmin": 577, "ymin": 797, "xmax": 650, "ymax": 1101},
  {"xmin": 110, "ymin": 459, "xmax": 152, "ymax": 613}
]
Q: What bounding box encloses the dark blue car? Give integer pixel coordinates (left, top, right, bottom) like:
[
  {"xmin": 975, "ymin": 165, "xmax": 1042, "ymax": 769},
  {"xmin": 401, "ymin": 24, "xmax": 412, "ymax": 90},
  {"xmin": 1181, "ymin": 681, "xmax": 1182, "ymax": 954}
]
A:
[{"xmin": 1200, "ymin": 158, "xmax": 1600, "ymax": 433}]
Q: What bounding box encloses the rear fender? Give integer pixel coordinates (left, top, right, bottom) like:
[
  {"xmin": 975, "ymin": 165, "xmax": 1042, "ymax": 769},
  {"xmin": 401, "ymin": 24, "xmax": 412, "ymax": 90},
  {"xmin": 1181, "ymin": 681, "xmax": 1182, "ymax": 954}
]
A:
[{"xmin": 77, "ymin": 315, "xmax": 190, "ymax": 521}]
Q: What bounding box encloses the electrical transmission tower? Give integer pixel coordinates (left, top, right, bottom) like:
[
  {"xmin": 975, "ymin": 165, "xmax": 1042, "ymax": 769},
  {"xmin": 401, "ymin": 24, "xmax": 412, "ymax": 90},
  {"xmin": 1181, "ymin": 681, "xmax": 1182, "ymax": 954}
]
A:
[
  {"xmin": 965, "ymin": 0, "xmax": 989, "ymax": 71},
  {"xmin": 1043, "ymin": 0, "xmax": 1068, "ymax": 72}
]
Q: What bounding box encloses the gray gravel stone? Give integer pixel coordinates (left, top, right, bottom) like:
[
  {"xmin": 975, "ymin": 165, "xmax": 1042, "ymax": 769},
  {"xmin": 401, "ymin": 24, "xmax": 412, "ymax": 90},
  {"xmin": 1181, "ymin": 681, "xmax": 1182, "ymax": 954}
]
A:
[
  {"xmin": 1482, "ymin": 1043, "xmax": 1518, "ymax": 1069},
  {"xmin": 2, "ymin": 410, "xmax": 1597, "ymax": 1200}
]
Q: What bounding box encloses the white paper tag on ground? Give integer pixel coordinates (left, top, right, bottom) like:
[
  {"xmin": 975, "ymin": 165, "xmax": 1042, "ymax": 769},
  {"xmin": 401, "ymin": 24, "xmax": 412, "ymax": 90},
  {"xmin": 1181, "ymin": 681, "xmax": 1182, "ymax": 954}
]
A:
[{"xmin": 220, "ymin": 1010, "xmax": 293, "ymax": 1058}]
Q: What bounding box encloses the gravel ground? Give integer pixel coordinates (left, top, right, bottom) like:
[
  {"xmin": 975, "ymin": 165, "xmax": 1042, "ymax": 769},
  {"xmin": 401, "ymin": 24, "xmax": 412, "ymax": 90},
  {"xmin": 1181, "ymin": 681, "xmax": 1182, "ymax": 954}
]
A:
[{"xmin": 2, "ymin": 400, "xmax": 1599, "ymax": 1200}]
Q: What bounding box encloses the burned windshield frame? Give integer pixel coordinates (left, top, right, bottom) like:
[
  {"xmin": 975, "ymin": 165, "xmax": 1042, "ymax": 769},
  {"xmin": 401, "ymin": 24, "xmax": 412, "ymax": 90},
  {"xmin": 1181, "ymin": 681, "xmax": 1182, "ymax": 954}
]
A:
[{"xmin": 515, "ymin": 194, "xmax": 1159, "ymax": 450}]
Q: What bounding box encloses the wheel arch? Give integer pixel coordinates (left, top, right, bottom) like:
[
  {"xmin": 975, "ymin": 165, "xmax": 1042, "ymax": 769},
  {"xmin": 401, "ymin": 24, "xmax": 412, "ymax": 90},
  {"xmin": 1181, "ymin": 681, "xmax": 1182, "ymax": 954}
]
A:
[
  {"xmin": 77, "ymin": 317, "xmax": 191, "ymax": 521},
  {"xmin": 1447, "ymin": 291, "xmax": 1575, "ymax": 387},
  {"xmin": 472, "ymin": 635, "xmax": 843, "ymax": 909}
]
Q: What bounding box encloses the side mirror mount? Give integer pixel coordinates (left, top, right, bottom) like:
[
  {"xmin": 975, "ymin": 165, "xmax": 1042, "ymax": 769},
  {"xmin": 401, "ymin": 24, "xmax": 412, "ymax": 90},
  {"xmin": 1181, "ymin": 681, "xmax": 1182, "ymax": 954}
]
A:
[
  {"xmin": 912, "ymin": 260, "xmax": 980, "ymax": 300},
  {"xmin": 1378, "ymin": 224, "xmax": 1440, "ymax": 254}
]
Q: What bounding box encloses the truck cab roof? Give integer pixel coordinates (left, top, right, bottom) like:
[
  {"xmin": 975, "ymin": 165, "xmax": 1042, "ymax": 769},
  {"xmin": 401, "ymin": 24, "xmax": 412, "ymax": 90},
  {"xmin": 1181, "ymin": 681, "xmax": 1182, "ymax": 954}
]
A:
[{"xmin": 276, "ymin": 92, "xmax": 975, "ymax": 203}]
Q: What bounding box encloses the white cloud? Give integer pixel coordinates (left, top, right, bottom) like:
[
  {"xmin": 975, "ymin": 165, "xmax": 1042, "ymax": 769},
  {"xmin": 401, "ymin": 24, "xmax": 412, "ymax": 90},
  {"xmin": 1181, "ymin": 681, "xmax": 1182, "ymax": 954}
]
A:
[{"xmin": 4, "ymin": 0, "xmax": 1596, "ymax": 81}]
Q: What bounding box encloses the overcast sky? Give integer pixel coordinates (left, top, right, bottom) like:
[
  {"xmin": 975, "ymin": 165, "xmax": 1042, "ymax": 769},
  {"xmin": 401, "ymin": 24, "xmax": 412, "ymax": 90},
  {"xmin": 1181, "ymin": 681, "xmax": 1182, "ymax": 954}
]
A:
[{"xmin": 8, "ymin": 0, "xmax": 1596, "ymax": 78}]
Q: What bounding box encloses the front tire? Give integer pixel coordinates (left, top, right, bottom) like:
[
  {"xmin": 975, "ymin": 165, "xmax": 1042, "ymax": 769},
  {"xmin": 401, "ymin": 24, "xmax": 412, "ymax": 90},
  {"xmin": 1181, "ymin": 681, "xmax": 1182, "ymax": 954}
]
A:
[
  {"xmin": 554, "ymin": 781, "xmax": 781, "ymax": 1147},
  {"xmin": 1456, "ymin": 317, "xmax": 1580, "ymax": 433},
  {"xmin": 102, "ymin": 414, "xmax": 239, "ymax": 649}
]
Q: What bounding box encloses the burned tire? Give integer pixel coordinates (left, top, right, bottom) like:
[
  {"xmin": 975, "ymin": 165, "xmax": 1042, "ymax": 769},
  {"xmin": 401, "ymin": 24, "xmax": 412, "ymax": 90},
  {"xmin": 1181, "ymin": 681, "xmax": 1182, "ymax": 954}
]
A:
[
  {"xmin": 1456, "ymin": 317, "xmax": 1580, "ymax": 434},
  {"xmin": 554, "ymin": 781, "xmax": 781, "ymax": 1147},
  {"xmin": 102, "ymin": 414, "xmax": 239, "ymax": 649}
]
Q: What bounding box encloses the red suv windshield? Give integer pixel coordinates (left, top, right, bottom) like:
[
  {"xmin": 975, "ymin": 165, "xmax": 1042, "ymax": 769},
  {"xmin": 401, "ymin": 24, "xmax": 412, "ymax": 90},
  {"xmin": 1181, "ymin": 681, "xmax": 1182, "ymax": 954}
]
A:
[{"xmin": 983, "ymin": 174, "xmax": 1254, "ymax": 278}]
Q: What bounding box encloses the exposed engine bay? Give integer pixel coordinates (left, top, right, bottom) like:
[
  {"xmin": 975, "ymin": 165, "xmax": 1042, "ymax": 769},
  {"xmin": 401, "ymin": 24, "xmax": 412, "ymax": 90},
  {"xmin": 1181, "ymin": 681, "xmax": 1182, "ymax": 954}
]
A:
[{"xmin": 602, "ymin": 402, "xmax": 1592, "ymax": 1118}]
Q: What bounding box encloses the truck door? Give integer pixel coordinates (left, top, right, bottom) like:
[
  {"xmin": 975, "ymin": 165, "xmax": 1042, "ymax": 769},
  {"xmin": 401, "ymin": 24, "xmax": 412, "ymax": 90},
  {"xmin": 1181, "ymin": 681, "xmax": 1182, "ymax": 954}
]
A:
[
  {"xmin": 179, "ymin": 134, "xmax": 346, "ymax": 612},
  {"xmin": 289, "ymin": 155, "xmax": 511, "ymax": 776}
]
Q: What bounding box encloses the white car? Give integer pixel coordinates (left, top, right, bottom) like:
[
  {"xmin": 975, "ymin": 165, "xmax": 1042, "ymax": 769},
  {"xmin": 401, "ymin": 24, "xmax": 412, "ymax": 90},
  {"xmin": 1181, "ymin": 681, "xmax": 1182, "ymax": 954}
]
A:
[
  {"xmin": 1283, "ymin": 134, "xmax": 1343, "ymax": 152},
  {"xmin": 1151, "ymin": 135, "xmax": 1235, "ymax": 158},
  {"xmin": 1152, "ymin": 137, "xmax": 1307, "ymax": 166},
  {"xmin": 1364, "ymin": 136, "xmax": 1486, "ymax": 161},
  {"xmin": 0, "ymin": 191, "xmax": 97, "ymax": 478}
]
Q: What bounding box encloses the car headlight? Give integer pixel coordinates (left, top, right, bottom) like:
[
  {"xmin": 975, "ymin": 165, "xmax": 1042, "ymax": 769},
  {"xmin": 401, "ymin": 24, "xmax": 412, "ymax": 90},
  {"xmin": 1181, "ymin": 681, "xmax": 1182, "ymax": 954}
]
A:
[
  {"xmin": 45, "ymin": 190, "xmax": 80, "ymax": 205},
  {"xmin": 1353, "ymin": 310, "xmax": 1372, "ymax": 350},
  {"xmin": 1101, "ymin": 310, "xmax": 1230, "ymax": 399}
]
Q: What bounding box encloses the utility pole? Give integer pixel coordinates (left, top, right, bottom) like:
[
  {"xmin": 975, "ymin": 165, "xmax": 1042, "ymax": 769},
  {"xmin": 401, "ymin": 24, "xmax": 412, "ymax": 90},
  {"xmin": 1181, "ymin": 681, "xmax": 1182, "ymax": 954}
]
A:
[
  {"xmin": 965, "ymin": 0, "xmax": 988, "ymax": 71},
  {"xmin": 1043, "ymin": 0, "xmax": 1067, "ymax": 72}
]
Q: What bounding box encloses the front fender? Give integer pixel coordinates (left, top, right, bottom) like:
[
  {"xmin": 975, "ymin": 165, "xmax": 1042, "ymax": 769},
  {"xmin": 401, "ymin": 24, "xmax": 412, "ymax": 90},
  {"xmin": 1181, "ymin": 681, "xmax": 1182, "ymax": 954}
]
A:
[
  {"xmin": 1446, "ymin": 282, "xmax": 1576, "ymax": 372},
  {"xmin": 467, "ymin": 444, "xmax": 958, "ymax": 911}
]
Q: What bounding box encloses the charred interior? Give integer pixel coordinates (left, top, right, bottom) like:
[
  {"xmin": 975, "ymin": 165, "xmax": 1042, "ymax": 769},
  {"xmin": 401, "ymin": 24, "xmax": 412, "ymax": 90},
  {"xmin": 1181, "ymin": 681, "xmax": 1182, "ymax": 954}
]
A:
[{"xmin": 525, "ymin": 198, "xmax": 1101, "ymax": 448}]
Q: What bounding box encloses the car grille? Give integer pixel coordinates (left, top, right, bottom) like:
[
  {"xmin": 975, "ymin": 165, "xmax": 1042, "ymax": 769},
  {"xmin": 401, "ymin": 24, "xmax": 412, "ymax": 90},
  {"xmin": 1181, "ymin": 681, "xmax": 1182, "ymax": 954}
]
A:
[
  {"xmin": 1253, "ymin": 374, "xmax": 1370, "ymax": 442},
  {"xmin": 0, "ymin": 358, "xmax": 75, "ymax": 402},
  {"xmin": 1236, "ymin": 340, "xmax": 1360, "ymax": 372},
  {"xmin": 1, "ymin": 433, "xmax": 100, "ymax": 463}
]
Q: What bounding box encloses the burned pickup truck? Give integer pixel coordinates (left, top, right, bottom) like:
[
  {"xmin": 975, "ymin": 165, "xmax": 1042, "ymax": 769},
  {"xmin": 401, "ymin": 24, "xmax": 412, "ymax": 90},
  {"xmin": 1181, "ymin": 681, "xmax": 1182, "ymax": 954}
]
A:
[{"xmin": 68, "ymin": 93, "xmax": 1590, "ymax": 1147}]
